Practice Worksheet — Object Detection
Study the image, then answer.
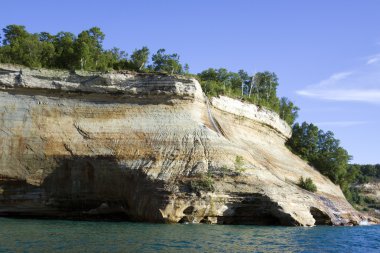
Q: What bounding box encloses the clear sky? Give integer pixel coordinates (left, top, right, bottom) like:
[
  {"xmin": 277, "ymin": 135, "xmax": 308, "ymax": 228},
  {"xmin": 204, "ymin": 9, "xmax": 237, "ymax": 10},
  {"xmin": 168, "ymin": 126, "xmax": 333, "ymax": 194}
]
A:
[{"xmin": 1, "ymin": 0, "xmax": 380, "ymax": 164}]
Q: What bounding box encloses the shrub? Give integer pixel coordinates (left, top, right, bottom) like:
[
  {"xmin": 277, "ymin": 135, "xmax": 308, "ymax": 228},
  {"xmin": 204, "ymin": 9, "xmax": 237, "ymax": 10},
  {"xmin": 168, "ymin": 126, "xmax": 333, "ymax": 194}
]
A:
[
  {"xmin": 298, "ymin": 176, "xmax": 317, "ymax": 192},
  {"xmin": 364, "ymin": 196, "xmax": 376, "ymax": 204},
  {"xmin": 190, "ymin": 175, "xmax": 214, "ymax": 193},
  {"xmin": 234, "ymin": 156, "xmax": 245, "ymax": 173},
  {"xmin": 219, "ymin": 165, "xmax": 230, "ymax": 177},
  {"xmin": 287, "ymin": 122, "xmax": 351, "ymax": 186},
  {"xmin": 344, "ymin": 186, "xmax": 364, "ymax": 206}
]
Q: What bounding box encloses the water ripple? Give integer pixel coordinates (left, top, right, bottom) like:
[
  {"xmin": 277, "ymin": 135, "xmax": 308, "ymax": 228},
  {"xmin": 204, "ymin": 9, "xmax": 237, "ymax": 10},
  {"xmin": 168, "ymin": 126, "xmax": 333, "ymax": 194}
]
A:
[{"xmin": 0, "ymin": 218, "xmax": 379, "ymax": 253}]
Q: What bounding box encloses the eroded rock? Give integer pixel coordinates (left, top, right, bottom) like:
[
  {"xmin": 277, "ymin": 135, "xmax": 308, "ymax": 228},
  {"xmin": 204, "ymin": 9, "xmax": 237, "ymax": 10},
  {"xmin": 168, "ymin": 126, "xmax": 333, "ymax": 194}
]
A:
[{"xmin": 0, "ymin": 64, "xmax": 374, "ymax": 226}]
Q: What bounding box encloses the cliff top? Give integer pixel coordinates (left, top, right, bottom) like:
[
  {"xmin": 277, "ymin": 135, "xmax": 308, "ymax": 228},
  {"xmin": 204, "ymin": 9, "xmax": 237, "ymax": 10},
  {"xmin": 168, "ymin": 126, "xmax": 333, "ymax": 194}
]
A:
[
  {"xmin": 0, "ymin": 63, "xmax": 291, "ymax": 139},
  {"xmin": 0, "ymin": 63, "xmax": 200, "ymax": 98}
]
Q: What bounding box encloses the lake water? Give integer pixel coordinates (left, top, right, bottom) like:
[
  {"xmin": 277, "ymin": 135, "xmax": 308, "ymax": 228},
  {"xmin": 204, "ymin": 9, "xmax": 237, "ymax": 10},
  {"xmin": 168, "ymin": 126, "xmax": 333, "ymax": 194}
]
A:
[{"xmin": 0, "ymin": 218, "xmax": 379, "ymax": 252}]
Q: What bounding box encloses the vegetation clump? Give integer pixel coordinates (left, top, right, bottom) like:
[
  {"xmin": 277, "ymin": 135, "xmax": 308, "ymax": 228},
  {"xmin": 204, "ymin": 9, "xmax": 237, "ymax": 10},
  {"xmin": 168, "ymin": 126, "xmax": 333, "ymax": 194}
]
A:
[
  {"xmin": 344, "ymin": 164, "xmax": 380, "ymax": 208},
  {"xmin": 218, "ymin": 165, "xmax": 231, "ymax": 178},
  {"xmin": 197, "ymin": 68, "xmax": 299, "ymax": 125},
  {"xmin": 190, "ymin": 175, "xmax": 215, "ymax": 193},
  {"xmin": 287, "ymin": 122, "xmax": 364, "ymax": 203},
  {"xmin": 234, "ymin": 156, "xmax": 246, "ymax": 173},
  {"xmin": 0, "ymin": 25, "xmax": 186, "ymax": 74},
  {"xmin": 348, "ymin": 164, "xmax": 380, "ymax": 184},
  {"xmin": 288, "ymin": 123, "xmax": 380, "ymax": 207},
  {"xmin": 297, "ymin": 176, "xmax": 317, "ymax": 192},
  {"xmin": 0, "ymin": 24, "xmax": 299, "ymax": 125}
]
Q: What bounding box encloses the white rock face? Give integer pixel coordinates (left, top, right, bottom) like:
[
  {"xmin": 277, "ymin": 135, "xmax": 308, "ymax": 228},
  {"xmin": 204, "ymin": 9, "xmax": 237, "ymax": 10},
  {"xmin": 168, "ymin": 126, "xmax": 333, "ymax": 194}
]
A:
[
  {"xmin": 0, "ymin": 63, "xmax": 203, "ymax": 99},
  {"xmin": 211, "ymin": 96, "xmax": 292, "ymax": 139},
  {"xmin": 0, "ymin": 64, "xmax": 374, "ymax": 226}
]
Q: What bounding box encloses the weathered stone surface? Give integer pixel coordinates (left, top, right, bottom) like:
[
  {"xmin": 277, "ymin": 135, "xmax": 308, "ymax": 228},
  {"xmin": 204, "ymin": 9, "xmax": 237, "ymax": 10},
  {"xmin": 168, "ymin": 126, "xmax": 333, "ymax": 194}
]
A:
[
  {"xmin": 211, "ymin": 96, "xmax": 292, "ymax": 139},
  {"xmin": 355, "ymin": 181, "xmax": 380, "ymax": 220},
  {"xmin": 0, "ymin": 64, "xmax": 375, "ymax": 225}
]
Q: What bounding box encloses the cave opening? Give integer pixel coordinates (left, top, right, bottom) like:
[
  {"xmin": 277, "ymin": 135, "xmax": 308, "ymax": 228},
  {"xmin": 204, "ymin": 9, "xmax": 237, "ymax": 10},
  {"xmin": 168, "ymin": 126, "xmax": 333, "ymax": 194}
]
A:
[
  {"xmin": 217, "ymin": 194, "xmax": 298, "ymax": 226},
  {"xmin": 310, "ymin": 207, "xmax": 333, "ymax": 225},
  {"xmin": 218, "ymin": 212, "xmax": 283, "ymax": 225},
  {"xmin": 182, "ymin": 206, "xmax": 195, "ymax": 215}
]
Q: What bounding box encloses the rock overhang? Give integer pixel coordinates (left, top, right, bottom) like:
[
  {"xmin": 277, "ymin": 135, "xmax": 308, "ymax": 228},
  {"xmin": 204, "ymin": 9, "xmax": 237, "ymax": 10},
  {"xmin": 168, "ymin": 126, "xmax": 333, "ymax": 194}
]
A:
[{"xmin": 0, "ymin": 64, "xmax": 375, "ymax": 226}]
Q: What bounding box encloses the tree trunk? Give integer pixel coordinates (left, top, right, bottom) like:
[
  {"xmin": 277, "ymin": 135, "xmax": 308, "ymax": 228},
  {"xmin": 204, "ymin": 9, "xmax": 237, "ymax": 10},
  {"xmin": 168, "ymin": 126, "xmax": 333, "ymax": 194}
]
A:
[
  {"xmin": 248, "ymin": 75, "xmax": 254, "ymax": 98},
  {"xmin": 139, "ymin": 62, "xmax": 144, "ymax": 71}
]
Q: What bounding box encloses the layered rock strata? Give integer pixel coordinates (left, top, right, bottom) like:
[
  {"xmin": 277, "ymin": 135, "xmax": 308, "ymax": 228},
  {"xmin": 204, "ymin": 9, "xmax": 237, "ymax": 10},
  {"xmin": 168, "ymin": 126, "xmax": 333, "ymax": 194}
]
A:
[{"xmin": 0, "ymin": 64, "xmax": 373, "ymax": 225}]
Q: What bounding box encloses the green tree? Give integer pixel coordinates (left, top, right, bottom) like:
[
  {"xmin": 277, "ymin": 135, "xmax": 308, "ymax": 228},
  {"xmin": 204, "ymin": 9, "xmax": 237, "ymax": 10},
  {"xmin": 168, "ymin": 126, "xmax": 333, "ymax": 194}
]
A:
[
  {"xmin": 251, "ymin": 71, "xmax": 280, "ymax": 108},
  {"xmin": 198, "ymin": 68, "xmax": 218, "ymax": 81},
  {"xmin": 184, "ymin": 63, "xmax": 190, "ymax": 74},
  {"xmin": 105, "ymin": 47, "xmax": 128, "ymax": 70},
  {"xmin": 279, "ymin": 97, "xmax": 299, "ymax": 125},
  {"xmin": 2, "ymin": 25, "xmax": 29, "ymax": 46},
  {"xmin": 228, "ymin": 72, "xmax": 243, "ymax": 90},
  {"xmin": 287, "ymin": 122, "xmax": 319, "ymax": 160},
  {"xmin": 198, "ymin": 68, "xmax": 244, "ymax": 94},
  {"xmin": 74, "ymin": 27, "xmax": 105, "ymax": 70},
  {"xmin": 238, "ymin": 69, "xmax": 249, "ymax": 82},
  {"xmin": 151, "ymin": 48, "xmax": 183, "ymax": 74},
  {"xmin": 199, "ymin": 80, "xmax": 224, "ymax": 97},
  {"xmin": 198, "ymin": 68, "xmax": 298, "ymax": 123},
  {"xmin": 96, "ymin": 48, "xmax": 125, "ymax": 71},
  {"xmin": 130, "ymin": 46, "xmax": 150, "ymax": 71},
  {"xmin": 287, "ymin": 122, "xmax": 352, "ymax": 186},
  {"xmin": 39, "ymin": 32, "xmax": 55, "ymax": 67},
  {"xmin": 1, "ymin": 25, "xmax": 43, "ymax": 68},
  {"xmin": 53, "ymin": 32, "xmax": 76, "ymax": 69}
]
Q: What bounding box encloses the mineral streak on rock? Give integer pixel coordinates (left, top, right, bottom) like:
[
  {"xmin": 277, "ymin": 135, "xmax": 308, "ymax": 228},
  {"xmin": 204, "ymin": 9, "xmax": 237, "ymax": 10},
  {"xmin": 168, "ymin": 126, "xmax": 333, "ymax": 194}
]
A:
[{"xmin": 0, "ymin": 63, "xmax": 374, "ymax": 225}]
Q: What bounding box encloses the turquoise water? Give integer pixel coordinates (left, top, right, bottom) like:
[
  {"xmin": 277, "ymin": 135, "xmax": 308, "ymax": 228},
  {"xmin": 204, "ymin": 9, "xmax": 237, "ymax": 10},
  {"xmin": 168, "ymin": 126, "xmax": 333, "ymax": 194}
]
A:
[{"xmin": 0, "ymin": 218, "xmax": 379, "ymax": 252}]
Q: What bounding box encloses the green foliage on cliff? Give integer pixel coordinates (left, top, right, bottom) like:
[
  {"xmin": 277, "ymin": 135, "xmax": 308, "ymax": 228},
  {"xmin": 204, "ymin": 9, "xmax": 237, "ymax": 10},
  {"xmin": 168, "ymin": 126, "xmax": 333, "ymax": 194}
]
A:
[
  {"xmin": 0, "ymin": 25, "xmax": 186, "ymax": 74},
  {"xmin": 234, "ymin": 156, "xmax": 246, "ymax": 173},
  {"xmin": 0, "ymin": 24, "xmax": 299, "ymax": 125},
  {"xmin": 287, "ymin": 122, "xmax": 352, "ymax": 185},
  {"xmin": 344, "ymin": 164, "xmax": 380, "ymax": 207},
  {"xmin": 287, "ymin": 122, "xmax": 360, "ymax": 202},
  {"xmin": 130, "ymin": 46, "xmax": 150, "ymax": 71},
  {"xmin": 190, "ymin": 175, "xmax": 215, "ymax": 193},
  {"xmin": 298, "ymin": 177, "xmax": 317, "ymax": 192},
  {"xmin": 348, "ymin": 164, "xmax": 380, "ymax": 184},
  {"xmin": 149, "ymin": 48, "xmax": 183, "ymax": 74},
  {"xmin": 198, "ymin": 68, "xmax": 299, "ymax": 125}
]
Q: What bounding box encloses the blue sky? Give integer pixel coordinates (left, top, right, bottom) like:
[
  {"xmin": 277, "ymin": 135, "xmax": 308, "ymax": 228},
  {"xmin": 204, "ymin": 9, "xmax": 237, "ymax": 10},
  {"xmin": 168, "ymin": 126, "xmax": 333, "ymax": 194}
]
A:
[{"xmin": 1, "ymin": 0, "xmax": 380, "ymax": 163}]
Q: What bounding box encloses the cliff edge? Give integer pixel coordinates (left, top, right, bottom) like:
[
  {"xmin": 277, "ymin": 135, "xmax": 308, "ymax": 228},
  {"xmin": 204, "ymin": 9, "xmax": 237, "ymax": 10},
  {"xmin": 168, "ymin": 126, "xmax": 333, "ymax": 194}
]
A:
[{"xmin": 0, "ymin": 64, "xmax": 373, "ymax": 225}]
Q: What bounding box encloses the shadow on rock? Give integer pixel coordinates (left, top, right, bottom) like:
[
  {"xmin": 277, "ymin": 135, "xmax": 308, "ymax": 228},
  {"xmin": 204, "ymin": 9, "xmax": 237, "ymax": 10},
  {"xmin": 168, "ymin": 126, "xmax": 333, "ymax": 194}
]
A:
[
  {"xmin": 218, "ymin": 193, "xmax": 300, "ymax": 226},
  {"xmin": 0, "ymin": 155, "xmax": 171, "ymax": 222}
]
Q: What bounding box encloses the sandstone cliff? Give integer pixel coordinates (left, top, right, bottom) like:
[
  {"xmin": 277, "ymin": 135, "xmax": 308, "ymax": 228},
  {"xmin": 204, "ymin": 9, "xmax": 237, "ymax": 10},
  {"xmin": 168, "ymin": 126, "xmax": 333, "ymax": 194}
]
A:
[
  {"xmin": 0, "ymin": 64, "xmax": 373, "ymax": 225},
  {"xmin": 355, "ymin": 181, "xmax": 380, "ymax": 219}
]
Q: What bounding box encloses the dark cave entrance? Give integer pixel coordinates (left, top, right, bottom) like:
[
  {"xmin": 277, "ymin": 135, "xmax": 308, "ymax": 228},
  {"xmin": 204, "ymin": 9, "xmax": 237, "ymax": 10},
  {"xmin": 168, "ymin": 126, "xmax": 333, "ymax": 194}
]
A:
[
  {"xmin": 217, "ymin": 194, "xmax": 299, "ymax": 226},
  {"xmin": 310, "ymin": 207, "xmax": 333, "ymax": 225}
]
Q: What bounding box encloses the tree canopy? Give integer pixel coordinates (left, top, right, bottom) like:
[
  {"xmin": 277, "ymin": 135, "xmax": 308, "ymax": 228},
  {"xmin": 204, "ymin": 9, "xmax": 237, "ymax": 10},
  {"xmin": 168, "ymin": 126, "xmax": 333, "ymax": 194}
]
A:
[
  {"xmin": 0, "ymin": 25, "xmax": 185, "ymax": 73},
  {"xmin": 0, "ymin": 24, "xmax": 299, "ymax": 125},
  {"xmin": 287, "ymin": 122, "xmax": 352, "ymax": 185},
  {"xmin": 130, "ymin": 46, "xmax": 150, "ymax": 71},
  {"xmin": 348, "ymin": 164, "xmax": 380, "ymax": 184},
  {"xmin": 150, "ymin": 48, "xmax": 183, "ymax": 74},
  {"xmin": 198, "ymin": 68, "xmax": 299, "ymax": 125},
  {"xmin": 286, "ymin": 122, "xmax": 359, "ymax": 202}
]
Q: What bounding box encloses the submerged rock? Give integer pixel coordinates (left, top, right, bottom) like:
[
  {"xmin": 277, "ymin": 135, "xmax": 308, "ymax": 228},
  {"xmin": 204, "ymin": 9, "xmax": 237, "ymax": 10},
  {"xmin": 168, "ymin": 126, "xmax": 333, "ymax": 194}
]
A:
[{"xmin": 0, "ymin": 64, "xmax": 374, "ymax": 225}]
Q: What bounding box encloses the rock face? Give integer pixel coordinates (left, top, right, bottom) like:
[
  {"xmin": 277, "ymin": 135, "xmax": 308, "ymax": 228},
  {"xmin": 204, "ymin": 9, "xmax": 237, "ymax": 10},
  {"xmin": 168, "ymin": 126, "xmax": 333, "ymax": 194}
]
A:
[
  {"xmin": 0, "ymin": 64, "xmax": 373, "ymax": 225},
  {"xmin": 356, "ymin": 181, "xmax": 380, "ymax": 219}
]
